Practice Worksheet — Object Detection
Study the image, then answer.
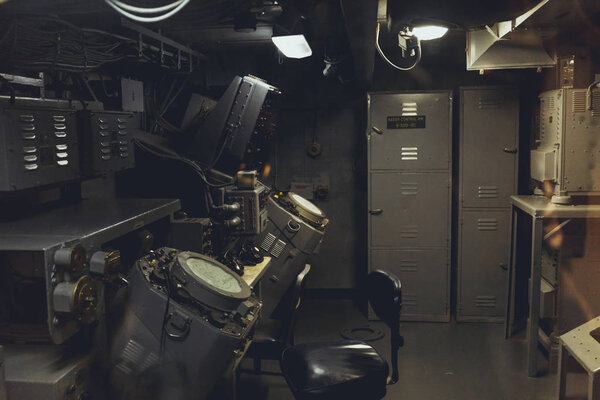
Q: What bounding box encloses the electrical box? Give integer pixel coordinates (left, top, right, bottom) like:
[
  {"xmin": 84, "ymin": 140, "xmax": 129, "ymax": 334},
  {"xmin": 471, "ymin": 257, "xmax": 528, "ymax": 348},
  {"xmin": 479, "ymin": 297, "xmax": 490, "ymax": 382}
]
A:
[
  {"xmin": 223, "ymin": 182, "xmax": 269, "ymax": 235},
  {"xmin": 531, "ymin": 88, "xmax": 600, "ymax": 203},
  {"xmin": 78, "ymin": 111, "xmax": 135, "ymax": 177},
  {"xmin": 0, "ymin": 107, "xmax": 80, "ymax": 191}
]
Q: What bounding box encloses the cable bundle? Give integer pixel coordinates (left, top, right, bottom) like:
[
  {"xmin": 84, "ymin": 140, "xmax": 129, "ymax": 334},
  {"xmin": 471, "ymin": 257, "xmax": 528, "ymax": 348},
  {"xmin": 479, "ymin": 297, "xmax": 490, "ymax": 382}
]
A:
[
  {"xmin": 0, "ymin": 15, "xmax": 135, "ymax": 72},
  {"xmin": 103, "ymin": 0, "xmax": 191, "ymax": 23}
]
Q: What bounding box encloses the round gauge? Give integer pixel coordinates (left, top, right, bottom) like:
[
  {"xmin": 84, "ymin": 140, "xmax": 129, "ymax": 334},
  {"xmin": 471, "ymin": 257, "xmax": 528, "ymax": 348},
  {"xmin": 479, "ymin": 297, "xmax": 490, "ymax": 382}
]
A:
[
  {"xmin": 186, "ymin": 257, "xmax": 242, "ymax": 294},
  {"xmin": 287, "ymin": 192, "xmax": 328, "ymax": 227},
  {"xmin": 170, "ymin": 251, "xmax": 251, "ymax": 311},
  {"xmin": 289, "ymin": 193, "xmax": 324, "ymax": 217}
]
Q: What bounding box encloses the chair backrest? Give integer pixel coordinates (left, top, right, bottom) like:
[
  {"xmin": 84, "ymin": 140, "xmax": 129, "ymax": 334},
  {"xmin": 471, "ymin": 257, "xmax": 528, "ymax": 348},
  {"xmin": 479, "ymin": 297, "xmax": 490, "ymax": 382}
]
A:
[
  {"xmin": 367, "ymin": 269, "xmax": 403, "ymax": 384},
  {"xmin": 284, "ymin": 263, "xmax": 311, "ymax": 346}
]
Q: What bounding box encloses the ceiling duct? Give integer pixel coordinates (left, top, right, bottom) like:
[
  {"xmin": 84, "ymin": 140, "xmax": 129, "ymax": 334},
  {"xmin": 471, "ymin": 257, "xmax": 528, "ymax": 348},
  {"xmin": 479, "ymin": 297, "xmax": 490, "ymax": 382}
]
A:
[{"xmin": 466, "ymin": 0, "xmax": 555, "ymax": 72}]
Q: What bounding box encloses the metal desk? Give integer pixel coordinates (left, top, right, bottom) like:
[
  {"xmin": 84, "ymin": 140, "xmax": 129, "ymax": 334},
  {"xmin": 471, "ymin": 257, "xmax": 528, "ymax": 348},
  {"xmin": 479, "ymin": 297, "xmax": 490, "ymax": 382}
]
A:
[
  {"xmin": 241, "ymin": 257, "xmax": 272, "ymax": 289},
  {"xmin": 505, "ymin": 195, "xmax": 600, "ymax": 377}
]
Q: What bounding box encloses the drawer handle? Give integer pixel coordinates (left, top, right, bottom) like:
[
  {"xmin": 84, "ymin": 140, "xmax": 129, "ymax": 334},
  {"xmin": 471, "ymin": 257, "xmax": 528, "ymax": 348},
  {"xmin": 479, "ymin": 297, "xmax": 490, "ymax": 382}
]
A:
[
  {"xmin": 503, "ymin": 147, "xmax": 518, "ymax": 154},
  {"xmin": 369, "ymin": 209, "xmax": 383, "ymax": 215}
]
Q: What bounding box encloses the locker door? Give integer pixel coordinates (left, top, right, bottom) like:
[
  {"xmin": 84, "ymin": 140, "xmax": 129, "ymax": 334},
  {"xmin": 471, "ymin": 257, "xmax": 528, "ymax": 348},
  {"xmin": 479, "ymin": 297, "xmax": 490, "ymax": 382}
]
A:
[
  {"xmin": 371, "ymin": 248, "xmax": 449, "ymax": 321},
  {"xmin": 369, "ymin": 92, "xmax": 451, "ymax": 171},
  {"xmin": 458, "ymin": 209, "xmax": 510, "ymax": 319},
  {"xmin": 460, "ymin": 88, "xmax": 518, "ymax": 208},
  {"xmin": 369, "ymin": 172, "xmax": 450, "ymax": 248}
]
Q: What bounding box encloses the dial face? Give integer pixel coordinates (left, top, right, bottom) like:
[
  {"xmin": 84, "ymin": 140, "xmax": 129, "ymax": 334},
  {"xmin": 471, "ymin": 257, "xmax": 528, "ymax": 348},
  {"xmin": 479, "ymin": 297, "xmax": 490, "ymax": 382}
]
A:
[
  {"xmin": 290, "ymin": 193, "xmax": 323, "ymax": 216},
  {"xmin": 185, "ymin": 258, "xmax": 242, "ymax": 293}
]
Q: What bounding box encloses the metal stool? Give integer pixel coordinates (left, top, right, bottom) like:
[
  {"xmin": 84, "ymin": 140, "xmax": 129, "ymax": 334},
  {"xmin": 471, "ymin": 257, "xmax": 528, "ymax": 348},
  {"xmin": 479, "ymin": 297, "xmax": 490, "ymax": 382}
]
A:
[{"xmin": 558, "ymin": 316, "xmax": 600, "ymax": 400}]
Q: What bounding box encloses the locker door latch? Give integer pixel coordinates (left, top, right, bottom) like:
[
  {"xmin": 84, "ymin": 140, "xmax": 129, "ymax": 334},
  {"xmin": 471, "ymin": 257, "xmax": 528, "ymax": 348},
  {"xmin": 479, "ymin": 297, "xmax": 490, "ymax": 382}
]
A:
[
  {"xmin": 369, "ymin": 209, "xmax": 383, "ymax": 215},
  {"xmin": 499, "ymin": 262, "xmax": 508, "ymax": 271},
  {"xmin": 503, "ymin": 147, "xmax": 518, "ymax": 154}
]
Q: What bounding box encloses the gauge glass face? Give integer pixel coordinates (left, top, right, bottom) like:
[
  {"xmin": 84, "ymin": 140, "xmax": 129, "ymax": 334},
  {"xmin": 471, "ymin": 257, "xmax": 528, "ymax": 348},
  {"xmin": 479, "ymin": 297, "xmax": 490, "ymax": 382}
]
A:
[
  {"xmin": 185, "ymin": 258, "xmax": 242, "ymax": 293},
  {"xmin": 290, "ymin": 193, "xmax": 323, "ymax": 216}
]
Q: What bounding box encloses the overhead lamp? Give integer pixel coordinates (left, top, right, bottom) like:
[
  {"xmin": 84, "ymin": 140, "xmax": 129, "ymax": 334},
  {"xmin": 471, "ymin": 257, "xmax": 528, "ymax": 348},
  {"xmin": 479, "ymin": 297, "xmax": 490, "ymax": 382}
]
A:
[
  {"xmin": 271, "ymin": 34, "xmax": 312, "ymax": 59},
  {"xmin": 411, "ymin": 25, "xmax": 448, "ymax": 41}
]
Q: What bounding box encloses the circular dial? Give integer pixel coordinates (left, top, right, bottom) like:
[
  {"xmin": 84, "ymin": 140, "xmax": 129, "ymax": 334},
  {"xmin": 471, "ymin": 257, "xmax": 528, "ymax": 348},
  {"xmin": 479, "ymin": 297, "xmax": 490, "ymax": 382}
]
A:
[
  {"xmin": 186, "ymin": 257, "xmax": 242, "ymax": 294},
  {"xmin": 289, "ymin": 193, "xmax": 323, "ymax": 216}
]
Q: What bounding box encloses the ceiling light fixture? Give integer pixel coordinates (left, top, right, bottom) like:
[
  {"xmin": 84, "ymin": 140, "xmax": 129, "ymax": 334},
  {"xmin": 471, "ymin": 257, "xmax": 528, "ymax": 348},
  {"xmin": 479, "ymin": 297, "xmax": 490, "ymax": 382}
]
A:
[
  {"xmin": 411, "ymin": 25, "xmax": 448, "ymax": 41},
  {"xmin": 271, "ymin": 34, "xmax": 312, "ymax": 59}
]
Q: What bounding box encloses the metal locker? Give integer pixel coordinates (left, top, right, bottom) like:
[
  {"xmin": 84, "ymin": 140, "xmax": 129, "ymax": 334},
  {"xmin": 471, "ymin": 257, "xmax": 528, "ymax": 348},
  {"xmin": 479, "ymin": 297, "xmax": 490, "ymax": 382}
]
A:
[
  {"xmin": 457, "ymin": 209, "xmax": 510, "ymax": 320},
  {"xmin": 371, "ymin": 248, "xmax": 450, "ymax": 322},
  {"xmin": 459, "ymin": 87, "xmax": 519, "ymax": 208},
  {"xmin": 369, "ymin": 172, "xmax": 450, "ymax": 248},
  {"xmin": 368, "ymin": 91, "xmax": 452, "ymax": 171}
]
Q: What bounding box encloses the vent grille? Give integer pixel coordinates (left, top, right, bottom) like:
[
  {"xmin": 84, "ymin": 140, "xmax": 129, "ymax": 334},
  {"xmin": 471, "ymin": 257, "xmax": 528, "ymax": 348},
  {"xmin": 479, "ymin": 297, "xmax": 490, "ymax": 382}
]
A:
[
  {"xmin": 53, "ymin": 114, "xmax": 69, "ymax": 166},
  {"xmin": 478, "ymin": 96, "xmax": 502, "ymax": 109},
  {"xmin": 270, "ymin": 239, "xmax": 286, "ymax": 258},
  {"xmin": 403, "ymin": 294, "xmax": 417, "ymax": 306},
  {"xmin": 592, "ymin": 90, "xmax": 600, "ymax": 117},
  {"xmin": 401, "ymin": 102, "xmax": 417, "ymax": 116},
  {"xmin": 478, "ymin": 186, "xmax": 499, "ymax": 198},
  {"xmin": 20, "ymin": 114, "xmax": 38, "ymax": 171},
  {"xmin": 401, "ymin": 147, "xmax": 418, "ymax": 161},
  {"xmin": 400, "ymin": 226, "xmax": 418, "ymax": 238},
  {"xmin": 572, "ymin": 91, "xmax": 586, "ymax": 113},
  {"xmin": 398, "ymin": 260, "xmax": 418, "ymax": 272},
  {"xmin": 400, "ymin": 182, "xmax": 418, "ymax": 196},
  {"xmin": 260, "ymin": 233, "xmax": 276, "ymax": 252},
  {"xmin": 477, "ymin": 218, "xmax": 499, "ymax": 231},
  {"xmin": 548, "ymin": 95, "xmax": 555, "ymax": 110},
  {"xmin": 115, "ymin": 339, "xmax": 159, "ymax": 376},
  {"xmin": 475, "ymin": 296, "xmax": 497, "ymax": 308},
  {"xmin": 97, "ymin": 115, "xmax": 130, "ymax": 161}
]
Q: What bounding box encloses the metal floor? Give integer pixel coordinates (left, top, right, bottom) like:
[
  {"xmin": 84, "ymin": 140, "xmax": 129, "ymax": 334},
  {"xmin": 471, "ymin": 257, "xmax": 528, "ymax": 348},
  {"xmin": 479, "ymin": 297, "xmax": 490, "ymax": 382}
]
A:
[{"xmin": 237, "ymin": 299, "xmax": 589, "ymax": 400}]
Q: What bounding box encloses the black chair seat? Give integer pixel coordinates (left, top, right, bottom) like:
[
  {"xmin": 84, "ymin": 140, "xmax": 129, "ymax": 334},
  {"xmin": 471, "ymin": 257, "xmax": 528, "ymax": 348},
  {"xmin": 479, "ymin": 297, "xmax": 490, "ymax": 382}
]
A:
[{"xmin": 280, "ymin": 340, "xmax": 389, "ymax": 400}]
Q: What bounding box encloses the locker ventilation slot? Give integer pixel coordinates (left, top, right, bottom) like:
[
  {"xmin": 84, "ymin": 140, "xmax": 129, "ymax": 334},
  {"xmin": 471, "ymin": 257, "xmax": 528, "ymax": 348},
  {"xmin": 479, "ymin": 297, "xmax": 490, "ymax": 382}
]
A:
[
  {"xmin": 403, "ymin": 294, "xmax": 417, "ymax": 306},
  {"xmin": 592, "ymin": 90, "xmax": 600, "ymax": 117},
  {"xmin": 400, "ymin": 182, "xmax": 418, "ymax": 195},
  {"xmin": 401, "ymin": 147, "xmax": 418, "ymax": 161},
  {"xmin": 475, "ymin": 296, "xmax": 496, "ymax": 308},
  {"xmin": 478, "ymin": 186, "xmax": 498, "ymax": 198},
  {"xmin": 400, "ymin": 226, "xmax": 418, "ymax": 238},
  {"xmin": 399, "ymin": 260, "xmax": 418, "ymax": 272},
  {"xmin": 548, "ymin": 96, "xmax": 555, "ymax": 110},
  {"xmin": 478, "ymin": 96, "xmax": 502, "ymax": 109},
  {"xmin": 477, "ymin": 218, "xmax": 499, "ymax": 231},
  {"xmin": 572, "ymin": 91, "xmax": 586, "ymax": 113},
  {"xmin": 401, "ymin": 102, "xmax": 417, "ymax": 116}
]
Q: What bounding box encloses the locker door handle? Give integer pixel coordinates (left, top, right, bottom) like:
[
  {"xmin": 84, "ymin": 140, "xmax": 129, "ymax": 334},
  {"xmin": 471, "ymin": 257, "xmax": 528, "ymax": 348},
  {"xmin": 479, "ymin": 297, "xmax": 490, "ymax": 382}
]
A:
[
  {"xmin": 499, "ymin": 263, "xmax": 508, "ymax": 271},
  {"xmin": 503, "ymin": 147, "xmax": 518, "ymax": 154},
  {"xmin": 369, "ymin": 209, "xmax": 383, "ymax": 215},
  {"xmin": 371, "ymin": 126, "xmax": 384, "ymax": 135}
]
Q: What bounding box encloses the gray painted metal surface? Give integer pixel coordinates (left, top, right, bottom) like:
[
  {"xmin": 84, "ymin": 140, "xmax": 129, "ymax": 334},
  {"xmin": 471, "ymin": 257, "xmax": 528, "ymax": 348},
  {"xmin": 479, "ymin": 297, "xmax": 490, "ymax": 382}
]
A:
[
  {"xmin": 368, "ymin": 92, "xmax": 451, "ymax": 171},
  {"xmin": 4, "ymin": 345, "xmax": 90, "ymax": 400},
  {"xmin": 459, "ymin": 87, "xmax": 519, "ymax": 208},
  {"xmin": 532, "ymin": 89, "xmax": 600, "ymax": 199},
  {"xmin": 370, "ymin": 172, "xmax": 450, "ymax": 248},
  {"xmin": 371, "ymin": 248, "xmax": 450, "ymax": 321},
  {"xmin": 367, "ymin": 91, "xmax": 452, "ymax": 322},
  {"xmin": 457, "ymin": 209, "xmax": 510, "ymax": 320},
  {"xmin": 0, "ymin": 198, "xmax": 180, "ymax": 344},
  {"xmin": 457, "ymin": 86, "xmax": 518, "ymax": 322}
]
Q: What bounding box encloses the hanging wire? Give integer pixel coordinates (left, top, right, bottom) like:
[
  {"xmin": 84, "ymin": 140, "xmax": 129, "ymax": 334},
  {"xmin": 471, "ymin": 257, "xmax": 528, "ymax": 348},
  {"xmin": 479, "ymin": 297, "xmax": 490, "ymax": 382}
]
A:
[{"xmin": 375, "ymin": 22, "xmax": 421, "ymax": 71}]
